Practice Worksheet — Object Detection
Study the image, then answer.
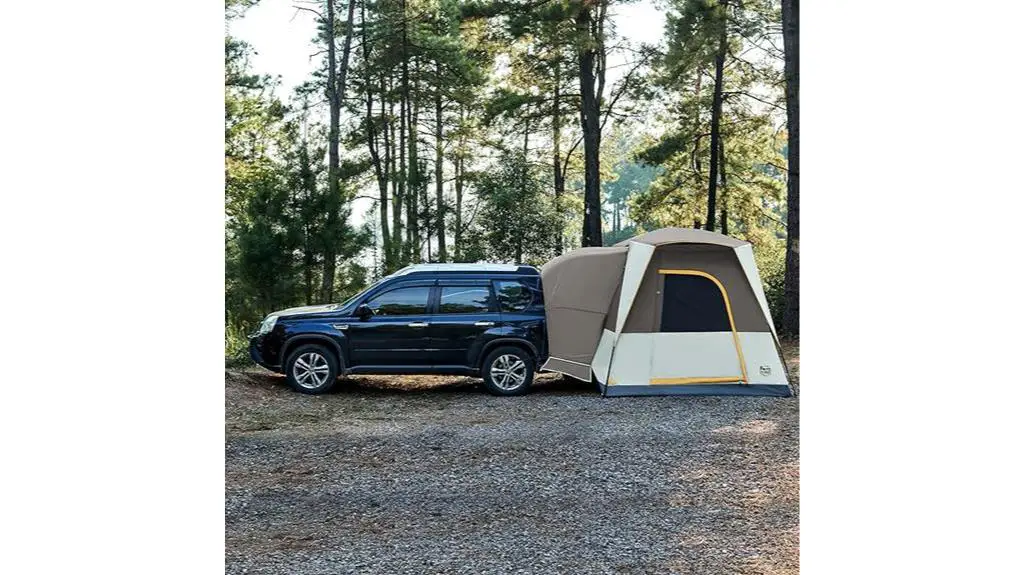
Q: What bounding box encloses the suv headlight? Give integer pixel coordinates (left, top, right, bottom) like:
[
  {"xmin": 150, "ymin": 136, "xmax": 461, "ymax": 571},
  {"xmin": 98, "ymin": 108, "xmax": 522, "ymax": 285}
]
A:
[{"xmin": 257, "ymin": 315, "xmax": 278, "ymax": 335}]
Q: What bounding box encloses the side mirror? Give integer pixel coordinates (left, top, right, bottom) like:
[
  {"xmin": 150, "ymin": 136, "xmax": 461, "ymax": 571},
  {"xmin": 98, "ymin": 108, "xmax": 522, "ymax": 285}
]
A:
[{"xmin": 356, "ymin": 304, "xmax": 373, "ymax": 320}]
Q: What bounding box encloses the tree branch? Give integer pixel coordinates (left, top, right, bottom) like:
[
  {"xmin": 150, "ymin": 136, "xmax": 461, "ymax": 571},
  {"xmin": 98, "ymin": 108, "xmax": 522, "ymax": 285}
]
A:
[{"xmin": 723, "ymin": 90, "xmax": 784, "ymax": 111}]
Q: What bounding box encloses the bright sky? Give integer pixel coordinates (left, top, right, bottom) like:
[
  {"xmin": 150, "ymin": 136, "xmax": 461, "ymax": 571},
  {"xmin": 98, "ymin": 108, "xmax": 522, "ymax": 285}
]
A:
[{"xmin": 229, "ymin": 0, "xmax": 667, "ymax": 100}]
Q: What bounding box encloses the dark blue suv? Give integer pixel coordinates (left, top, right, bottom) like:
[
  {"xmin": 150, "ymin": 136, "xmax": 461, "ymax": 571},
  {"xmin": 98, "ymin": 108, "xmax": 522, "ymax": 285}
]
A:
[{"xmin": 249, "ymin": 264, "xmax": 547, "ymax": 395}]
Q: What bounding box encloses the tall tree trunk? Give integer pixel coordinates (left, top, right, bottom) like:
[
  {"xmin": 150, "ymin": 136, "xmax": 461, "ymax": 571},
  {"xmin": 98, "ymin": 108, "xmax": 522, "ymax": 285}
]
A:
[
  {"xmin": 420, "ymin": 109, "xmax": 432, "ymax": 261},
  {"xmin": 577, "ymin": 5, "xmax": 603, "ymax": 247},
  {"xmin": 453, "ymin": 105, "xmax": 465, "ymax": 261},
  {"xmin": 418, "ymin": 70, "xmax": 431, "ymax": 261},
  {"xmin": 390, "ymin": 78, "xmax": 403, "ymax": 265},
  {"xmin": 520, "ymin": 121, "xmax": 531, "ymax": 263},
  {"xmin": 320, "ymin": 0, "xmax": 357, "ymax": 302},
  {"xmin": 434, "ymin": 65, "xmax": 447, "ymax": 262},
  {"xmin": 719, "ymin": 139, "xmax": 728, "ymax": 236},
  {"xmin": 380, "ymin": 77, "xmax": 393, "ymax": 271},
  {"xmin": 692, "ymin": 68, "xmax": 703, "ymax": 176},
  {"xmin": 304, "ymin": 251, "xmax": 314, "ymax": 304},
  {"xmin": 362, "ymin": 4, "xmax": 390, "ymax": 272},
  {"xmin": 397, "ymin": 77, "xmax": 407, "ymax": 266},
  {"xmin": 321, "ymin": 0, "xmax": 340, "ymax": 302},
  {"xmin": 704, "ymin": 11, "xmax": 727, "ymax": 234},
  {"xmin": 552, "ymin": 62, "xmax": 564, "ymax": 256},
  {"xmin": 395, "ymin": 0, "xmax": 411, "ymax": 266},
  {"xmin": 454, "ymin": 154, "xmax": 464, "ymax": 261},
  {"xmin": 781, "ymin": 0, "xmax": 799, "ymax": 336},
  {"xmin": 407, "ymin": 68, "xmax": 420, "ymax": 263},
  {"xmin": 299, "ymin": 140, "xmax": 316, "ymax": 305}
]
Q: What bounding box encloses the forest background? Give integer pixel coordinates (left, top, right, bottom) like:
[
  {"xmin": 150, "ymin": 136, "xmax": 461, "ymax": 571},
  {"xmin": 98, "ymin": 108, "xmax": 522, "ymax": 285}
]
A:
[{"xmin": 225, "ymin": 0, "xmax": 799, "ymax": 361}]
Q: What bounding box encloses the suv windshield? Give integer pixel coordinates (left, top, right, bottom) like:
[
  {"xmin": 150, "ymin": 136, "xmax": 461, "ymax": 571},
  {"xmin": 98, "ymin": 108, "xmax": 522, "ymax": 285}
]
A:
[{"xmin": 334, "ymin": 276, "xmax": 389, "ymax": 311}]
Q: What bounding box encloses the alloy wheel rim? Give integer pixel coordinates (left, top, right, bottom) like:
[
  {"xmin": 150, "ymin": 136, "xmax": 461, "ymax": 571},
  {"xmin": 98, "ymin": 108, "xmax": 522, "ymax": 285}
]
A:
[
  {"xmin": 293, "ymin": 352, "xmax": 331, "ymax": 389},
  {"xmin": 490, "ymin": 354, "xmax": 527, "ymax": 390}
]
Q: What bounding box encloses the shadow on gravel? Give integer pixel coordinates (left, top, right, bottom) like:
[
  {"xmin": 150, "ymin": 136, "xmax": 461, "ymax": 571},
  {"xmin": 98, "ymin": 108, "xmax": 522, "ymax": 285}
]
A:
[{"xmin": 226, "ymin": 368, "xmax": 597, "ymax": 397}]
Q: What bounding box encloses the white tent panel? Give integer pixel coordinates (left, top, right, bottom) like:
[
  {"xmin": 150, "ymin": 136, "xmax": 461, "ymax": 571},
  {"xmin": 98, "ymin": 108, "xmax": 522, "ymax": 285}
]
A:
[
  {"xmin": 605, "ymin": 333, "xmax": 654, "ymax": 386},
  {"xmin": 649, "ymin": 332, "xmax": 743, "ymax": 383},
  {"xmin": 590, "ymin": 329, "xmax": 616, "ymax": 385},
  {"xmin": 614, "ymin": 241, "xmax": 656, "ymax": 333},
  {"xmin": 737, "ymin": 332, "xmax": 789, "ymax": 385},
  {"xmin": 734, "ymin": 244, "xmax": 778, "ymax": 340}
]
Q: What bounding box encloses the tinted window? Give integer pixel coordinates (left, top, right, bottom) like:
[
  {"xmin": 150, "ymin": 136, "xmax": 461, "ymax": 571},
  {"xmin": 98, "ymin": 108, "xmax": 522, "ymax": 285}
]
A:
[
  {"xmin": 439, "ymin": 286, "xmax": 493, "ymax": 314},
  {"xmin": 495, "ymin": 280, "xmax": 533, "ymax": 312},
  {"xmin": 365, "ymin": 286, "xmax": 430, "ymax": 316},
  {"xmin": 660, "ymin": 274, "xmax": 731, "ymax": 332}
]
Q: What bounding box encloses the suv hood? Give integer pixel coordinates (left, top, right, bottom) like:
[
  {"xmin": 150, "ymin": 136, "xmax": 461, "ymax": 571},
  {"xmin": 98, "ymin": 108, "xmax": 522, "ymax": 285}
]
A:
[{"xmin": 273, "ymin": 304, "xmax": 341, "ymax": 317}]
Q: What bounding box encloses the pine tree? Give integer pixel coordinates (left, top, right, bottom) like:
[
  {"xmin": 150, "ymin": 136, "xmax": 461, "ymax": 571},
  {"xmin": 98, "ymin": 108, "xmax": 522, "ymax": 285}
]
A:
[{"xmin": 781, "ymin": 0, "xmax": 799, "ymax": 336}]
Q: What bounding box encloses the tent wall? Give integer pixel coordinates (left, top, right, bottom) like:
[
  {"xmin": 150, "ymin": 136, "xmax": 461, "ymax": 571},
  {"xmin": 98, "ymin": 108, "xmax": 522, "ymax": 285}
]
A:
[
  {"xmin": 590, "ymin": 329, "xmax": 616, "ymax": 385},
  {"xmin": 620, "ymin": 244, "xmax": 771, "ymax": 335},
  {"xmin": 737, "ymin": 332, "xmax": 788, "ymax": 385},
  {"xmin": 735, "ymin": 243, "xmax": 779, "ymax": 340},
  {"xmin": 614, "ymin": 242, "xmax": 656, "ymax": 333},
  {"xmin": 540, "ymin": 247, "xmax": 627, "ymax": 381},
  {"xmin": 598, "ymin": 331, "xmax": 787, "ymax": 387}
]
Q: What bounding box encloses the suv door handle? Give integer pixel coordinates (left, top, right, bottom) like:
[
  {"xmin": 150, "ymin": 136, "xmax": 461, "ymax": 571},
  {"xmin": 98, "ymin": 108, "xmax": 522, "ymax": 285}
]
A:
[
  {"xmin": 474, "ymin": 321, "xmax": 495, "ymax": 327},
  {"xmin": 407, "ymin": 322, "xmax": 430, "ymax": 328}
]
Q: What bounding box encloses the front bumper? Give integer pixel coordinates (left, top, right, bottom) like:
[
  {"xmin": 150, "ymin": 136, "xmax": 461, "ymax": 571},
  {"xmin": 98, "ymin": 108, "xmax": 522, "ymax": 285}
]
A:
[{"xmin": 248, "ymin": 335, "xmax": 281, "ymax": 372}]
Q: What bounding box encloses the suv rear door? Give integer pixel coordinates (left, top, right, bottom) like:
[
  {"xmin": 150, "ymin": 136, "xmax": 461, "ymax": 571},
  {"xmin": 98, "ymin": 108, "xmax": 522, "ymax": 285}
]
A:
[
  {"xmin": 429, "ymin": 280, "xmax": 499, "ymax": 367},
  {"xmin": 492, "ymin": 277, "xmax": 547, "ymax": 354}
]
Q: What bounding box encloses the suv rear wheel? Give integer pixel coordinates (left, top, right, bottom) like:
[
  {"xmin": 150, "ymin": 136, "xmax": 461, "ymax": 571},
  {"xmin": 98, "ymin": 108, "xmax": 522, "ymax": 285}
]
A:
[
  {"xmin": 481, "ymin": 346, "xmax": 534, "ymax": 396},
  {"xmin": 284, "ymin": 344, "xmax": 339, "ymax": 394}
]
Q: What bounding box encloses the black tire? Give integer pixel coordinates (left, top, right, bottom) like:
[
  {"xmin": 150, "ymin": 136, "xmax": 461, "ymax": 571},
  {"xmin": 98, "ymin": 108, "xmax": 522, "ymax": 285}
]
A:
[
  {"xmin": 284, "ymin": 344, "xmax": 340, "ymax": 394},
  {"xmin": 481, "ymin": 346, "xmax": 535, "ymax": 396}
]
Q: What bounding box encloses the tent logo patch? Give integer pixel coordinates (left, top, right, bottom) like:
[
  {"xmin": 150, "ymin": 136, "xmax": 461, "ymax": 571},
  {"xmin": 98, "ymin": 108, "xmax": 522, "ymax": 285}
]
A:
[{"xmin": 759, "ymin": 365, "xmax": 771, "ymax": 376}]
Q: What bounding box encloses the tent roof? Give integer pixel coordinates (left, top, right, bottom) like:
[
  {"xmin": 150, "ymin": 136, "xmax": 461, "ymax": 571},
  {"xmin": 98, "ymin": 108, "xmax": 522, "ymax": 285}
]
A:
[
  {"xmin": 614, "ymin": 227, "xmax": 748, "ymax": 248},
  {"xmin": 540, "ymin": 246, "xmax": 628, "ymax": 315}
]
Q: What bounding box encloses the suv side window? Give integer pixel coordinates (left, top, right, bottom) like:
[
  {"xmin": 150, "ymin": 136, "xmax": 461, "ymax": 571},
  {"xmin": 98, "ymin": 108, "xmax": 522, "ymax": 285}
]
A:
[
  {"xmin": 438, "ymin": 286, "xmax": 494, "ymax": 314},
  {"xmin": 365, "ymin": 286, "xmax": 431, "ymax": 316},
  {"xmin": 494, "ymin": 280, "xmax": 533, "ymax": 313}
]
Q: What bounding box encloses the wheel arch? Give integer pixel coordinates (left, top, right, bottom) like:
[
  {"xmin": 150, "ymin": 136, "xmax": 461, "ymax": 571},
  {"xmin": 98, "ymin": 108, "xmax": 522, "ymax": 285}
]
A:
[
  {"xmin": 478, "ymin": 338, "xmax": 538, "ymax": 369},
  {"xmin": 281, "ymin": 335, "xmax": 346, "ymax": 372}
]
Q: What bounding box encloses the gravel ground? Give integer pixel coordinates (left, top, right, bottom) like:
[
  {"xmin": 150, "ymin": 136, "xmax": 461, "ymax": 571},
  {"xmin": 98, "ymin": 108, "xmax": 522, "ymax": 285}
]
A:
[{"xmin": 226, "ymin": 342, "xmax": 799, "ymax": 574}]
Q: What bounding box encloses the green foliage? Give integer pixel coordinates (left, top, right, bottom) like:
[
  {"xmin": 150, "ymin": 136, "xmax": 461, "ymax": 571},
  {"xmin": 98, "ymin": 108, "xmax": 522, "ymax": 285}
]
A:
[
  {"xmin": 223, "ymin": 0, "xmax": 796, "ymax": 355},
  {"xmin": 225, "ymin": 313, "xmax": 254, "ymax": 368},
  {"xmin": 233, "ymin": 164, "xmax": 302, "ymax": 313},
  {"xmin": 475, "ymin": 152, "xmax": 559, "ymax": 265},
  {"xmin": 226, "ymin": 14, "xmax": 370, "ymax": 346},
  {"xmin": 755, "ymin": 239, "xmax": 786, "ymax": 329}
]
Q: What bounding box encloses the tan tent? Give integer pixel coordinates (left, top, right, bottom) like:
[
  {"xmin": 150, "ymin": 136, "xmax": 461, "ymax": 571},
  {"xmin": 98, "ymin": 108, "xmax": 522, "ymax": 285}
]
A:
[{"xmin": 540, "ymin": 228, "xmax": 791, "ymax": 397}]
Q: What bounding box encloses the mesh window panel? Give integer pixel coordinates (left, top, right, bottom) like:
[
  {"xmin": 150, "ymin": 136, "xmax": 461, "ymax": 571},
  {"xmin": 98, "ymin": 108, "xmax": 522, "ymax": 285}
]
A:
[{"xmin": 660, "ymin": 274, "xmax": 731, "ymax": 332}]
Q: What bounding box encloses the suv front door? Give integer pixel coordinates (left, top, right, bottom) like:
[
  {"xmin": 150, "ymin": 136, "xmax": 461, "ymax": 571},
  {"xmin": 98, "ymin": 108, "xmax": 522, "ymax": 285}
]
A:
[
  {"xmin": 430, "ymin": 281, "xmax": 498, "ymax": 367},
  {"xmin": 346, "ymin": 282, "xmax": 434, "ymax": 367}
]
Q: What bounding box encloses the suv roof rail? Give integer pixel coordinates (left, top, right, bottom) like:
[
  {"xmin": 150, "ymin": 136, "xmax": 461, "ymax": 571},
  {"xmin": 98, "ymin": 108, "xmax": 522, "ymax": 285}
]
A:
[{"xmin": 390, "ymin": 263, "xmax": 539, "ymax": 277}]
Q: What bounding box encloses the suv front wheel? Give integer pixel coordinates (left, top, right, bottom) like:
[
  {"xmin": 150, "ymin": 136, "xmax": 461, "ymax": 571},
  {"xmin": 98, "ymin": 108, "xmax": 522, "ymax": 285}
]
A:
[
  {"xmin": 284, "ymin": 344, "xmax": 339, "ymax": 394},
  {"xmin": 481, "ymin": 346, "xmax": 535, "ymax": 396}
]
